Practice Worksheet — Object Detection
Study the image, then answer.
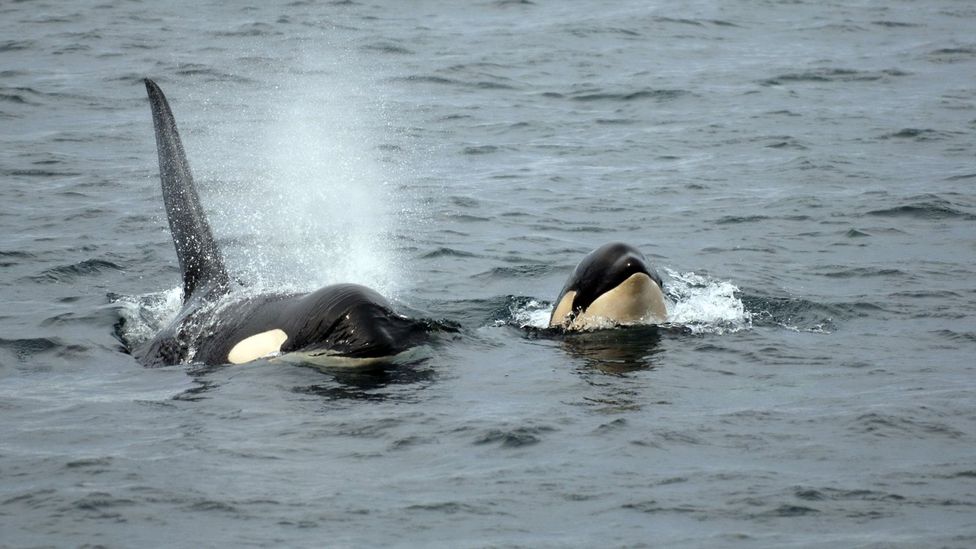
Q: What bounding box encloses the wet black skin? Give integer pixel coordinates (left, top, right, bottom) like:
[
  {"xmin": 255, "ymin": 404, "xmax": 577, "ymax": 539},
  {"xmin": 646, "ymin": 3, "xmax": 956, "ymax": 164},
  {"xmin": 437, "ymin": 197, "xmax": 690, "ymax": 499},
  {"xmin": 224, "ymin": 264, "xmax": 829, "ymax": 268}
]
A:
[
  {"xmin": 133, "ymin": 284, "xmax": 434, "ymax": 367},
  {"xmin": 133, "ymin": 79, "xmax": 435, "ymax": 367},
  {"xmin": 550, "ymin": 242, "xmax": 664, "ymax": 324}
]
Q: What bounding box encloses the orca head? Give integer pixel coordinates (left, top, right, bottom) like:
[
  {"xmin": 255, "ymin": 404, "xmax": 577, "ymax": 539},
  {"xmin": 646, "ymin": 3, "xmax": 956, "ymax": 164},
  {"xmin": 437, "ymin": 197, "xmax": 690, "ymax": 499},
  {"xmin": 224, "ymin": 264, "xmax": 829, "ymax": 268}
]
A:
[
  {"xmin": 549, "ymin": 242, "xmax": 667, "ymax": 330},
  {"xmin": 281, "ymin": 284, "xmax": 430, "ymax": 361}
]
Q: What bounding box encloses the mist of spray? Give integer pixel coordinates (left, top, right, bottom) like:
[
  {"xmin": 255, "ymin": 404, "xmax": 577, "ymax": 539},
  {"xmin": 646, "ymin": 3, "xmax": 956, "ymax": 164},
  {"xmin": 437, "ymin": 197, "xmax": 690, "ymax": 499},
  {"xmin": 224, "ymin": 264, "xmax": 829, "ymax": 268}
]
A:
[{"xmin": 211, "ymin": 52, "xmax": 407, "ymax": 299}]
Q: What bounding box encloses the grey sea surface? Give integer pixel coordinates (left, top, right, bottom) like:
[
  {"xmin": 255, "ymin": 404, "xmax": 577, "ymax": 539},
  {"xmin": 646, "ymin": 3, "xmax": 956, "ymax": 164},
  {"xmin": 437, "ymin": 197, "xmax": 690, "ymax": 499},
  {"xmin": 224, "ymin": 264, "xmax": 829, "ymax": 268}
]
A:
[{"xmin": 2, "ymin": 0, "xmax": 975, "ymax": 547}]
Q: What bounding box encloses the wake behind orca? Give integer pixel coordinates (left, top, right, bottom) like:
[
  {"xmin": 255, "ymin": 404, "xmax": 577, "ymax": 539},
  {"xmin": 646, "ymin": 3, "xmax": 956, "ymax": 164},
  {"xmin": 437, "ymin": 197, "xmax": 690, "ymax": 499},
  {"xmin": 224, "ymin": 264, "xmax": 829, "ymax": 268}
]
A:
[{"xmin": 131, "ymin": 79, "xmax": 438, "ymax": 368}]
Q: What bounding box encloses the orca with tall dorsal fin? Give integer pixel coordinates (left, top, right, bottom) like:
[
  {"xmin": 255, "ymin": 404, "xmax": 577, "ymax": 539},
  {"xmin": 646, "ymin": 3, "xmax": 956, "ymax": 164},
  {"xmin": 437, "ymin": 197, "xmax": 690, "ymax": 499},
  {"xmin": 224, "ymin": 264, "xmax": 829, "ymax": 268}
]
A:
[
  {"xmin": 548, "ymin": 242, "xmax": 668, "ymax": 331},
  {"xmin": 132, "ymin": 79, "xmax": 438, "ymax": 367}
]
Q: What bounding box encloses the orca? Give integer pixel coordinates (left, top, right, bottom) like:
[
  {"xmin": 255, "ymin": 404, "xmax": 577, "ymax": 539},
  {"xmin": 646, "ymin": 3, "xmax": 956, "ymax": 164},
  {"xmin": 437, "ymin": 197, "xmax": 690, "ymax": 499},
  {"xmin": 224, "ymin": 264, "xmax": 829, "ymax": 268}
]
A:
[
  {"xmin": 132, "ymin": 79, "xmax": 436, "ymax": 367},
  {"xmin": 548, "ymin": 242, "xmax": 667, "ymax": 331}
]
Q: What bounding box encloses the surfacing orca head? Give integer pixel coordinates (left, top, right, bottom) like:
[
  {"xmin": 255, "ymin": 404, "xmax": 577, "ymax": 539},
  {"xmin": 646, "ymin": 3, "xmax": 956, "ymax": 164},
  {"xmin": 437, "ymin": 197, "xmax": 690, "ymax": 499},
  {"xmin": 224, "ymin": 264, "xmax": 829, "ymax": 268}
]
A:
[
  {"xmin": 549, "ymin": 242, "xmax": 667, "ymax": 331},
  {"xmin": 280, "ymin": 284, "xmax": 432, "ymax": 360}
]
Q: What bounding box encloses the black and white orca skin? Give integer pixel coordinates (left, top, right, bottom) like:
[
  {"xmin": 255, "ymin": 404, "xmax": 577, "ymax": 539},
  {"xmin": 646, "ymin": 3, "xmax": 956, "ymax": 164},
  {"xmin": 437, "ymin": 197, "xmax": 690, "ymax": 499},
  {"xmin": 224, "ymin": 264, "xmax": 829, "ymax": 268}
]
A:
[
  {"xmin": 132, "ymin": 79, "xmax": 432, "ymax": 367},
  {"xmin": 548, "ymin": 242, "xmax": 667, "ymax": 331}
]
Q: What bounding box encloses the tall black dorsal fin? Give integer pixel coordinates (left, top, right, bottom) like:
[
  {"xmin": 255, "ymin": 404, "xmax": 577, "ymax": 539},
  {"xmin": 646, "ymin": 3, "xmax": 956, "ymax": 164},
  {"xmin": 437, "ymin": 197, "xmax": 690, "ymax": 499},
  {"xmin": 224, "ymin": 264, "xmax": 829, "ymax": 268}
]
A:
[{"xmin": 144, "ymin": 78, "xmax": 230, "ymax": 301}]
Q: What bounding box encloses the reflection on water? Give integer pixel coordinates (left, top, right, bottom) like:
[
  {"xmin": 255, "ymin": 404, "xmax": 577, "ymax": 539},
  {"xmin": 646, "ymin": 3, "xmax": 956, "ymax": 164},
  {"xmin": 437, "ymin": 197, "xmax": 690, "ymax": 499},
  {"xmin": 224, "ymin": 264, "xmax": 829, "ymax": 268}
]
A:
[
  {"xmin": 529, "ymin": 325, "xmax": 669, "ymax": 413},
  {"xmin": 172, "ymin": 354, "xmax": 436, "ymax": 403},
  {"xmin": 560, "ymin": 326, "xmax": 669, "ymax": 413},
  {"xmin": 293, "ymin": 360, "xmax": 436, "ymax": 402},
  {"xmin": 171, "ymin": 363, "xmax": 235, "ymax": 401},
  {"xmin": 560, "ymin": 325, "xmax": 664, "ymax": 374}
]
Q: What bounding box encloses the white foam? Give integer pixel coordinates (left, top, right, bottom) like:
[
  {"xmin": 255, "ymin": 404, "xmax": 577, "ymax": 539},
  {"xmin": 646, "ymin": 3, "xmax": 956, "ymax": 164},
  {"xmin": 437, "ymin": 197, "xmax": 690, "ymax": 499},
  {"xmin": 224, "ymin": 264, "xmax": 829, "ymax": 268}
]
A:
[
  {"xmin": 509, "ymin": 299, "xmax": 555, "ymax": 329},
  {"xmin": 511, "ymin": 269, "xmax": 752, "ymax": 334},
  {"xmin": 663, "ymin": 269, "xmax": 752, "ymax": 334},
  {"xmin": 113, "ymin": 287, "xmax": 183, "ymax": 348}
]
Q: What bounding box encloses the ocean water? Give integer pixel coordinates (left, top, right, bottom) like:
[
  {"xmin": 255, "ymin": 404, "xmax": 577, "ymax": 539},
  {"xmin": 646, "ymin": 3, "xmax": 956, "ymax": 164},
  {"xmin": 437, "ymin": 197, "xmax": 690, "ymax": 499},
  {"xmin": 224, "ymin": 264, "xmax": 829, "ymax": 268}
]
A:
[{"xmin": 2, "ymin": 0, "xmax": 976, "ymax": 546}]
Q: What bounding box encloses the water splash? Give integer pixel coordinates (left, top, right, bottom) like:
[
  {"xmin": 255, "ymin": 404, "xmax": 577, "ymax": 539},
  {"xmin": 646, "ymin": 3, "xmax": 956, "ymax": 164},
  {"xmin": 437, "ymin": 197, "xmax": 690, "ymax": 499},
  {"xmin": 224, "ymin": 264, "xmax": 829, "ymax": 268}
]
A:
[
  {"xmin": 508, "ymin": 269, "xmax": 753, "ymax": 335},
  {"xmin": 112, "ymin": 287, "xmax": 182, "ymax": 349},
  {"xmin": 509, "ymin": 299, "xmax": 554, "ymax": 329},
  {"xmin": 204, "ymin": 50, "xmax": 411, "ymax": 300},
  {"xmin": 663, "ymin": 269, "xmax": 752, "ymax": 334}
]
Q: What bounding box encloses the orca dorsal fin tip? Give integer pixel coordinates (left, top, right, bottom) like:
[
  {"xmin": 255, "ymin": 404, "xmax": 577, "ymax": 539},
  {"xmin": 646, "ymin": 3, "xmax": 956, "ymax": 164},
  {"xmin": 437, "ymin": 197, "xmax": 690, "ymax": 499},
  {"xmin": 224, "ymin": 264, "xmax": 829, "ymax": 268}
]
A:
[{"xmin": 145, "ymin": 79, "xmax": 231, "ymax": 302}]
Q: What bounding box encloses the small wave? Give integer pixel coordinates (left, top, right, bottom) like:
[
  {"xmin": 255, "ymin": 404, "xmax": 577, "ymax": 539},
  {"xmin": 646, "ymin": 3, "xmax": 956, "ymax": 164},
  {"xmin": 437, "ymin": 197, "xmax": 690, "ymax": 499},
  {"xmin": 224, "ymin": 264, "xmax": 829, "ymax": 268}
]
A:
[
  {"xmin": 0, "ymin": 93, "xmax": 34, "ymax": 105},
  {"xmin": 462, "ymin": 145, "xmax": 499, "ymax": 155},
  {"xmin": 391, "ymin": 74, "xmax": 515, "ymax": 91},
  {"xmin": 929, "ymin": 46, "xmax": 976, "ymax": 63},
  {"xmin": 474, "ymin": 425, "xmax": 554, "ymax": 447},
  {"xmin": 0, "ymin": 337, "xmax": 60, "ymax": 360},
  {"xmin": 405, "ymin": 501, "xmax": 502, "ymax": 516},
  {"xmin": 930, "ymin": 329, "xmax": 976, "ymax": 343},
  {"xmin": 850, "ymin": 412, "xmax": 965, "ymax": 439},
  {"xmin": 889, "ymin": 289, "xmax": 961, "ymax": 300},
  {"xmin": 872, "ymin": 20, "xmax": 920, "ymax": 28},
  {"xmin": 184, "ymin": 500, "xmax": 240, "ymax": 514},
  {"xmin": 493, "ymin": 0, "xmax": 535, "ymax": 7},
  {"xmin": 0, "ymin": 40, "xmax": 34, "ymax": 52},
  {"xmin": 171, "ymin": 63, "xmax": 255, "ymax": 84},
  {"xmin": 65, "ymin": 457, "xmax": 113, "ymax": 469},
  {"xmin": 72, "ymin": 492, "xmax": 138, "ymax": 513},
  {"xmin": 473, "ymin": 264, "xmax": 553, "ymax": 280},
  {"xmin": 445, "ymin": 213, "xmax": 492, "ymax": 223},
  {"xmin": 392, "ymin": 75, "xmax": 461, "ymax": 86},
  {"xmin": 760, "ymin": 68, "xmax": 906, "ymax": 86},
  {"xmin": 945, "ymin": 470, "xmax": 976, "ymax": 479},
  {"xmin": 708, "ymin": 19, "xmax": 741, "ymax": 28},
  {"xmin": 715, "ymin": 215, "xmax": 769, "ymax": 225},
  {"xmin": 29, "ymin": 259, "xmax": 123, "ymax": 283},
  {"xmin": 567, "ymin": 26, "xmax": 641, "ymax": 39},
  {"xmin": 1, "ymin": 167, "xmax": 83, "ymax": 177},
  {"xmin": 570, "ymin": 89, "xmax": 689, "ymax": 102},
  {"xmin": 739, "ymin": 295, "xmax": 838, "ymax": 332},
  {"xmin": 820, "ymin": 267, "xmax": 908, "ymax": 278},
  {"xmin": 1, "ymin": 249, "xmax": 34, "ymax": 260},
  {"xmin": 766, "ymin": 139, "xmax": 808, "ymax": 150},
  {"xmin": 880, "ymin": 128, "xmax": 956, "ymax": 141},
  {"xmin": 419, "ymin": 247, "xmax": 479, "ymax": 259},
  {"xmin": 652, "ymin": 16, "xmax": 705, "ymax": 27},
  {"xmin": 449, "ymin": 196, "xmax": 480, "ymax": 208},
  {"xmin": 213, "ymin": 22, "xmax": 280, "ymax": 37},
  {"xmin": 794, "ymin": 486, "xmax": 906, "ymax": 503},
  {"xmin": 760, "ymin": 505, "xmax": 820, "ymax": 517},
  {"xmin": 867, "ymin": 198, "xmax": 975, "ymax": 220},
  {"xmin": 476, "ymin": 80, "xmax": 517, "ymax": 90},
  {"xmin": 932, "ymin": 46, "xmax": 976, "ymax": 54},
  {"xmin": 41, "ymin": 307, "xmax": 120, "ymax": 328},
  {"xmin": 945, "ymin": 173, "xmax": 976, "ymax": 181},
  {"xmin": 0, "ymin": 86, "xmax": 57, "ymax": 106},
  {"xmin": 360, "ymin": 42, "xmax": 413, "ymax": 55},
  {"xmin": 802, "ymin": 23, "xmax": 868, "ymax": 32},
  {"xmin": 595, "ymin": 118, "xmax": 637, "ymax": 125}
]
